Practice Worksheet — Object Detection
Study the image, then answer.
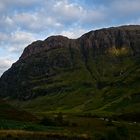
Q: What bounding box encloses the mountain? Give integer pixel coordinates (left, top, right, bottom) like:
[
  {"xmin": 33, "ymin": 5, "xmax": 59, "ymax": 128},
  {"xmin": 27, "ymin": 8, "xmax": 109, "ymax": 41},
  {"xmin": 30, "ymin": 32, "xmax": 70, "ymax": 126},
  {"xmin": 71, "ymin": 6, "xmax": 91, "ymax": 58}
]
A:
[{"xmin": 0, "ymin": 25, "xmax": 140, "ymax": 116}]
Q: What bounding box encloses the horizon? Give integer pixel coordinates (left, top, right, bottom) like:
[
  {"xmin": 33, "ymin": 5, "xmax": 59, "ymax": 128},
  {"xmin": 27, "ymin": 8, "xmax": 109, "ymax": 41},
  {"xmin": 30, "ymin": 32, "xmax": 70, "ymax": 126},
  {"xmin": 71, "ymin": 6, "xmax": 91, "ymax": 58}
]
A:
[{"xmin": 0, "ymin": 0, "xmax": 140, "ymax": 76}]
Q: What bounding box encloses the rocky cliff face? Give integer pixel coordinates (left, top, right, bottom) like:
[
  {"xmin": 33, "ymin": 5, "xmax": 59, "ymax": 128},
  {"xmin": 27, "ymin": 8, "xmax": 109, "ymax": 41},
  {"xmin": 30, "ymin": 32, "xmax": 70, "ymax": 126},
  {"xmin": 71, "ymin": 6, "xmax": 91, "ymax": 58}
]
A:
[
  {"xmin": 20, "ymin": 36, "xmax": 70, "ymax": 59},
  {"xmin": 21, "ymin": 25, "xmax": 140, "ymax": 59},
  {"xmin": 0, "ymin": 25, "xmax": 140, "ymax": 100}
]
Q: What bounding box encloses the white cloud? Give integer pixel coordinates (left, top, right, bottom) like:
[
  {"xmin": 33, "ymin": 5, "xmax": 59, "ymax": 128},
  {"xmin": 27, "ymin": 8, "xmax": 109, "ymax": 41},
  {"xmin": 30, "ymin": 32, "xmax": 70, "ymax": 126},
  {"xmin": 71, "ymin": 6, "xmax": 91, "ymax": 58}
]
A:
[
  {"xmin": 124, "ymin": 18, "xmax": 140, "ymax": 25},
  {"xmin": 51, "ymin": 0, "xmax": 106, "ymax": 25},
  {"xmin": 0, "ymin": 33, "xmax": 8, "ymax": 42},
  {"xmin": 0, "ymin": 2, "xmax": 5, "ymax": 12},
  {"xmin": 53, "ymin": 0, "xmax": 84, "ymax": 21},
  {"xmin": 81, "ymin": 9, "xmax": 106, "ymax": 24},
  {"xmin": 0, "ymin": 0, "xmax": 41, "ymax": 11},
  {"xmin": 0, "ymin": 0, "xmax": 106, "ymax": 34},
  {"xmin": 11, "ymin": 12, "xmax": 63, "ymax": 32},
  {"xmin": 8, "ymin": 31, "xmax": 36, "ymax": 53},
  {"xmin": 0, "ymin": 58, "xmax": 13, "ymax": 68},
  {"xmin": 60, "ymin": 28, "xmax": 88, "ymax": 39},
  {"xmin": 11, "ymin": 31, "xmax": 35, "ymax": 44},
  {"xmin": 0, "ymin": 30, "xmax": 36, "ymax": 54},
  {"xmin": 0, "ymin": 16, "xmax": 15, "ymax": 32},
  {"xmin": 0, "ymin": 57, "xmax": 14, "ymax": 76},
  {"xmin": 111, "ymin": 0, "xmax": 140, "ymax": 16}
]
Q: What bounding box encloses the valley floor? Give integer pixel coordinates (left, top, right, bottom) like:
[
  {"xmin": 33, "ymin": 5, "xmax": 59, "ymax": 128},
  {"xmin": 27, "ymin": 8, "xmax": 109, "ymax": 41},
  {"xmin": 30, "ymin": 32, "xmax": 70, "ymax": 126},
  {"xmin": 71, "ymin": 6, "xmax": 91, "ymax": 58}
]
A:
[{"xmin": 0, "ymin": 115, "xmax": 140, "ymax": 140}]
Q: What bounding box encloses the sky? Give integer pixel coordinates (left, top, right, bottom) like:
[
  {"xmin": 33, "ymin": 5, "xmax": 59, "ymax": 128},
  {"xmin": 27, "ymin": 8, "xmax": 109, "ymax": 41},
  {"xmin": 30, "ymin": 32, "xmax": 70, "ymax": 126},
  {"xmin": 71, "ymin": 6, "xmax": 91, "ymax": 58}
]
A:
[{"xmin": 0, "ymin": 0, "xmax": 140, "ymax": 76}]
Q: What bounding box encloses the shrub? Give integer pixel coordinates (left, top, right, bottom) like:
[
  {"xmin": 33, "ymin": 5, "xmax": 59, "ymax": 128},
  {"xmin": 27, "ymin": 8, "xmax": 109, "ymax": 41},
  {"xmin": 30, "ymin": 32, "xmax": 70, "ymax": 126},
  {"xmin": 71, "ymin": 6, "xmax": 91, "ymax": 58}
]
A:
[
  {"xmin": 40, "ymin": 117, "xmax": 55, "ymax": 126},
  {"xmin": 117, "ymin": 125, "xmax": 129, "ymax": 138},
  {"xmin": 54, "ymin": 112, "xmax": 63, "ymax": 125}
]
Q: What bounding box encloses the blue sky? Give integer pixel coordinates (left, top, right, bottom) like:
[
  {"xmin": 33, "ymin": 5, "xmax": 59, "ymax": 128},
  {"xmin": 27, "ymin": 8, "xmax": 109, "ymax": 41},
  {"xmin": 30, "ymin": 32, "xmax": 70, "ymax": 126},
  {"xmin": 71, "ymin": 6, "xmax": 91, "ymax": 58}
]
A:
[{"xmin": 0, "ymin": 0, "xmax": 140, "ymax": 76}]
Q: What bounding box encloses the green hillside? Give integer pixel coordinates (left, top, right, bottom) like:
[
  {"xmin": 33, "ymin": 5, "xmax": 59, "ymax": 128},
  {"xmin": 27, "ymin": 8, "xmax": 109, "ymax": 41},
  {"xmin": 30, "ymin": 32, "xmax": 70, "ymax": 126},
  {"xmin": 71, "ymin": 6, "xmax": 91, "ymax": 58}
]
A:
[{"xmin": 10, "ymin": 48, "xmax": 140, "ymax": 119}]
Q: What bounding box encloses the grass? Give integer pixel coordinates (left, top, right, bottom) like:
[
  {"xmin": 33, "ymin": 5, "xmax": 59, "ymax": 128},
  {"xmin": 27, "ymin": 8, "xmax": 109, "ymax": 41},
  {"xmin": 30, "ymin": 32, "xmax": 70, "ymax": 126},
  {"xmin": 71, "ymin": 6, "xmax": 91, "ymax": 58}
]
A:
[
  {"xmin": 0, "ymin": 119, "xmax": 65, "ymax": 132},
  {"xmin": 0, "ymin": 114, "xmax": 140, "ymax": 140},
  {"xmin": 0, "ymin": 130, "xmax": 90, "ymax": 140}
]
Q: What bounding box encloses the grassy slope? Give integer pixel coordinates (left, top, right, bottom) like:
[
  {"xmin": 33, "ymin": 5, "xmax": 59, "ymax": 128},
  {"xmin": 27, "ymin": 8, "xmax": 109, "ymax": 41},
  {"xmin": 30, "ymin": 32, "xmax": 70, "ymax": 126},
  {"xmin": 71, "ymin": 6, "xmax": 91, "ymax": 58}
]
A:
[
  {"xmin": 10, "ymin": 47, "xmax": 140, "ymax": 118},
  {"xmin": 0, "ymin": 99, "xmax": 37, "ymax": 122}
]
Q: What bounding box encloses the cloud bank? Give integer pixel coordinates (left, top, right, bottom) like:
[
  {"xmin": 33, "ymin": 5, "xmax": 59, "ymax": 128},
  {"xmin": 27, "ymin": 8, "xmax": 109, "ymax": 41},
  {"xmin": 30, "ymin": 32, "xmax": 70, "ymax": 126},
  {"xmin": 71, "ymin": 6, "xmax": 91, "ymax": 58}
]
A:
[{"xmin": 0, "ymin": 0, "xmax": 140, "ymax": 76}]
